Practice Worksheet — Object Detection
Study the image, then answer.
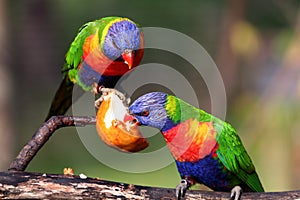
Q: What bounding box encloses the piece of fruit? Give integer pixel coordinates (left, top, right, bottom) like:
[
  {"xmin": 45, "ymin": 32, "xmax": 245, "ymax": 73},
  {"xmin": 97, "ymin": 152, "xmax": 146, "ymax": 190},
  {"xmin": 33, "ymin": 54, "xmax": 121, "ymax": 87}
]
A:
[{"xmin": 96, "ymin": 89, "xmax": 148, "ymax": 152}]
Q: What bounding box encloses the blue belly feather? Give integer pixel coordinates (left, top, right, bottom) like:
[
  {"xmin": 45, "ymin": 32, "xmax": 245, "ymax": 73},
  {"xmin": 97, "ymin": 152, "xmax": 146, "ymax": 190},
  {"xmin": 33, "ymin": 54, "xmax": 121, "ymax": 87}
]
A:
[{"xmin": 175, "ymin": 153, "xmax": 241, "ymax": 191}]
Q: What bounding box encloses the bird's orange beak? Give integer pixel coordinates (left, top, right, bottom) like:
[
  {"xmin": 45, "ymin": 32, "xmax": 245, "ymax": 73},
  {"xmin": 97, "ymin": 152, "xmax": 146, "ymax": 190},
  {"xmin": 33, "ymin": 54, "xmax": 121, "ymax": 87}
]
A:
[{"xmin": 122, "ymin": 50, "xmax": 134, "ymax": 69}]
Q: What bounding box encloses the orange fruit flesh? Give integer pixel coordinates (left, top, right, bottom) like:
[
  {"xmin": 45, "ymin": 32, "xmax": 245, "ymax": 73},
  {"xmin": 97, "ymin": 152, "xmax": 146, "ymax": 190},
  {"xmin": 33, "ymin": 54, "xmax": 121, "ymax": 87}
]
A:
[{"xmin": 96, "ymin": 93, "xmax": 148, "ymax": 152}]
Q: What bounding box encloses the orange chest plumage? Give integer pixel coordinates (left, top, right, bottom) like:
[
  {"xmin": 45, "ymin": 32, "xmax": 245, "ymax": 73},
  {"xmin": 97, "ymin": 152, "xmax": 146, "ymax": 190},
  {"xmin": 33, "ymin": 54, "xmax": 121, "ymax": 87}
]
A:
[
  {"xmin": 162, "ymin": 120, "xmax": 217, "ymax": 162},
  {"xmin": 80, "ymin": 33, "xmax": 144, "ymax": 76}
]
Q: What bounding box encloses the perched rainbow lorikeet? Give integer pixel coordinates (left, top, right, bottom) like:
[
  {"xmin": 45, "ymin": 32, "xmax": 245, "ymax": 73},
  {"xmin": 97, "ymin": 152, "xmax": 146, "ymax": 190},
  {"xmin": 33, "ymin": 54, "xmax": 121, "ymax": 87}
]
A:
[
  {"xmin": 45, "ymin": 16, "xmax": 144, "ymax": 120},
  {"xmin": 129, "ymin": 92, "xmax": 264, "ymax": 200}
]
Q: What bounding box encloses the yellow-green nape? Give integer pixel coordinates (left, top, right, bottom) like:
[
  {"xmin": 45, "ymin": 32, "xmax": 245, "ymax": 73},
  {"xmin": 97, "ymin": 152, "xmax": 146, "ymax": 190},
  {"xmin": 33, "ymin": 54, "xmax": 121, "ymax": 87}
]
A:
[{"xmin": 166, "ymin": 95, "xmax": 182, "ymax": 123}]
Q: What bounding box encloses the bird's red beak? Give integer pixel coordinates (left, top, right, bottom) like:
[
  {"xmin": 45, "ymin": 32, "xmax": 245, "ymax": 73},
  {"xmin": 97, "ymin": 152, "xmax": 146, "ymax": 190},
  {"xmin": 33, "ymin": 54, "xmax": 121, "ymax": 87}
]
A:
[
  {"xmin": 122, "ymin": 50, "xmax": 134, "ymax": 69},
  {"xmin": 123, "ymin": 113, "xmax": 140, "ymax": 125}
]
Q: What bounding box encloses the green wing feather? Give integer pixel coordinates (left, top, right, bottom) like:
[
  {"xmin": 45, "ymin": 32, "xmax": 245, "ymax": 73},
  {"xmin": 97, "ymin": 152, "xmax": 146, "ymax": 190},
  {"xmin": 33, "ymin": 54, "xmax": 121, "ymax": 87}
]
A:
[
  {"xmin": 215, "ymin": 121, "xmax": 264, "ymax": 192},
  {"xmin": 62, "ymin": 20, "xmax": 98, "ymax": 78}
]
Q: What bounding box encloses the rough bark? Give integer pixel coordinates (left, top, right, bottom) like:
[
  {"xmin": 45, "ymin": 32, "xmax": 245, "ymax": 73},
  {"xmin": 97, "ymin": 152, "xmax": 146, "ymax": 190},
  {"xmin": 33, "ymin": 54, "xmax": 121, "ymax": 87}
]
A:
[{"xmin": 1, "ymin": 171, "xmax": 299, "ymax": 200}]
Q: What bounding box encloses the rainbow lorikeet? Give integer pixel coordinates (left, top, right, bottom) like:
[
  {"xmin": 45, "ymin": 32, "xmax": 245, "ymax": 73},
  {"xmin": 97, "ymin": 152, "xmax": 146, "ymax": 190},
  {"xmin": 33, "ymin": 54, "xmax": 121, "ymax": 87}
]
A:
[
  {"xmin": 45, "ymin": 16, "xmax": 144, "ymax": 120},
  {"xmin": 129, "ymin": 92, "xmax": 264, "ymax": 200}
]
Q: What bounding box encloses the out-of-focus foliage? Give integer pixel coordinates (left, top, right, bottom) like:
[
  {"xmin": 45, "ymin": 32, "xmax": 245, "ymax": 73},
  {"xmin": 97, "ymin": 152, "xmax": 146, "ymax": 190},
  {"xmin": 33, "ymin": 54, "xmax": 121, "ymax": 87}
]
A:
[{"xmin": 3, "ymin": 0, "xmax": 300, "ymax": 192}]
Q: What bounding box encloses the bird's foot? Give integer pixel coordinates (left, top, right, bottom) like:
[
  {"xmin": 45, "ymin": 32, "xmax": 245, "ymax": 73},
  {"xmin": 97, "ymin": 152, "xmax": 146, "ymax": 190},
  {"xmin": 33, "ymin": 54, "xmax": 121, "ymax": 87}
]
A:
[
  {"xmin": 230, "ymin": 186, "xmax": 242, "ymax": 200},
  {"xmin": 95, "ymin": 88, "xmax": 130, "ymax": 108},
  {"xmin": 94, "ymin": 96, "xmax": 104, "ymax": 109},
  {"xmin": 176, "ymin": 179, "xmax": 191, "ymax": 200},
  {"xmin": 92, "ymin": 83, "xmax": 101, "ymax": 94},
  {"xmin": 94, "ymin": 86, "xmax": 106, "ymax": 108},
  {"xmin": 100, "ymin": 88, "xmax": 131, "ymax": 106}
]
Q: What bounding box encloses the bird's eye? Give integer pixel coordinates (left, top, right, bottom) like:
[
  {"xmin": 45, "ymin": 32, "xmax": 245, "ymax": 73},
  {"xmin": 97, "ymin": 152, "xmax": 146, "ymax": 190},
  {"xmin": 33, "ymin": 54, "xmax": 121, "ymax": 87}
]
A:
[
  {"xmin": 141, "ymin": 110, "xmax": 149, "ymax": 116},
  {"xmin": 112, "ymin": 40, "xmax": 121, "ymax": 50}
]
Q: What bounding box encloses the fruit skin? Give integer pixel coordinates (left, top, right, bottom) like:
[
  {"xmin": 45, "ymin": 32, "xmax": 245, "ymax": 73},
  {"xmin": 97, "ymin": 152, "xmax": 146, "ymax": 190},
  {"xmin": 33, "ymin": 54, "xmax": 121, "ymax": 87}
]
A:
[{"xmin": 96, "ymin": 91, "xmax": 148, "ymax": 153}]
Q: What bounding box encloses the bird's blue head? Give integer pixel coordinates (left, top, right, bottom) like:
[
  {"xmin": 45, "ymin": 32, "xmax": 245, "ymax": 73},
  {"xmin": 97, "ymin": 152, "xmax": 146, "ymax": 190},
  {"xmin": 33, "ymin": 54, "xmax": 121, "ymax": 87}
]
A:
[
  {"xmin": 129, "ymin": 92, "xmax": 170, "ymax": 131},
  {"xmin": 102, "ymin": 18, "xmax": 141, "ymax": 67}
]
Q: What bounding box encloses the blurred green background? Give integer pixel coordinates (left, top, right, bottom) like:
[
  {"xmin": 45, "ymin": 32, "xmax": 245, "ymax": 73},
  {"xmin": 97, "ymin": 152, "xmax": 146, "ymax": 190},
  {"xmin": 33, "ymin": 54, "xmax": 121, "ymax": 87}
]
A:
[{"xmin": 1, "ymin": 0, "xmax": 300, "ymax": 192}]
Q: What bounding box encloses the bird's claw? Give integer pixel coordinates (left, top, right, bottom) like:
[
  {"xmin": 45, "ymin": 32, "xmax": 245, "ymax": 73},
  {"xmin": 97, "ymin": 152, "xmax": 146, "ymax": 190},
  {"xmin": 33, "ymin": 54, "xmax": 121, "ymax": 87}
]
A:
[
  {"xmin": 94, "ymin": 85, "xmax": 106, "ymax": 108},
  {"xmin": 176, "ymin": 179, "xmax": 190, "ymax": 200},
  {"xmin": 94, "ymin": 88, "xmax": 131, "ymax": 108},
  {"xmin": 94, "ymin": 96, "xmax": 104, "ymax": 109},
  {"xmin": 230, "ymin": 186, "xmax": 242, "ymax": 200},
  {"xmin": 100, "ymin": 88, "xmax": 131, "ymax": 106},
  {"xmin": 92, "ymin": 83, "xmax": 102, "ymax": 94}
]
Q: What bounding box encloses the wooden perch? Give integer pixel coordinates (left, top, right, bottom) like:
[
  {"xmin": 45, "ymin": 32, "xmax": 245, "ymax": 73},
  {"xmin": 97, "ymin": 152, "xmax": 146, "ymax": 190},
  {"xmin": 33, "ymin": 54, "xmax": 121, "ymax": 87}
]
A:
[
  {"xmin": 1, "ymin": 171, "xmax": 299, "ymax": 199},
  {"xmin": 3, "ymin": 116, "xmax": 300, "ymax": 199}
]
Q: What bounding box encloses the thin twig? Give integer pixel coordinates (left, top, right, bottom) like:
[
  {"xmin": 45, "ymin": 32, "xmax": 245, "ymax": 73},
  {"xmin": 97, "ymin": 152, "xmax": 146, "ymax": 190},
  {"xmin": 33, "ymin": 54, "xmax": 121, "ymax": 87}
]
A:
[{"xmin": 8, "ymin": 116, "xmax": 96, "ymax": 171}]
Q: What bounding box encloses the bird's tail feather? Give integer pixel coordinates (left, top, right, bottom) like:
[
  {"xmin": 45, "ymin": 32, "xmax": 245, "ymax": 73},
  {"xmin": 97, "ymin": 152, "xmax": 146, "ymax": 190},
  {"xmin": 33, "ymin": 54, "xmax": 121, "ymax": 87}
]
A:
[{"xmin": 45, "ymin": 76, "xmax": 83, "ymax": 121}]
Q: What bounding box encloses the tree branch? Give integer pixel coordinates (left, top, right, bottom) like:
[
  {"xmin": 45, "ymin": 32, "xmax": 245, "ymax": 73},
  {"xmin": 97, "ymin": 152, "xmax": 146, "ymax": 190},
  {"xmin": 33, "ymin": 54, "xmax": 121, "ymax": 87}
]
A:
[
  {"xmin": 1, "ymin": 171, "xmax": 299, "ymax": 200},
  {"xmin": 8, "ymin": 116, "xmax": 96, "ymax": 171}
]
